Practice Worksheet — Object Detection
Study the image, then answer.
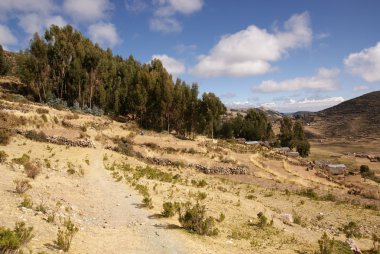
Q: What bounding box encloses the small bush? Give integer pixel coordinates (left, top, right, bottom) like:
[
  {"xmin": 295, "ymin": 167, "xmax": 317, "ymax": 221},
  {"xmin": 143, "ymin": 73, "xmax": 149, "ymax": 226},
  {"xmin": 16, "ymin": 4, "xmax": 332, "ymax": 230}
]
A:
[
  {"xmin": 55, "ymin": 218, "xmax": 79, "ymax": 252},
  {"xmin": 20, "ymin": 195, "xmax": 33, "ymax": 209},
  {"xmin": 35, "ymin": 203, "xmax": 47, "ymax": 214},
  {"xmin": 24, "ymin": 161, "xmax": 41, "ymax": 179},
  {"xmin": 256, "ymin": 212, "xmax": 271, "ymax": 228},
  {"xmin": 14, "ymin": 179, "xmax": 32, "ymax": 194},
  {"xmin": 318, "ymin": 232, "xmax": 334, "ymax": 254},
  {"xmin": 142, "ymin": 196, "xmax": 153, "ymax": 209},
  {"xmin": 196, "ymin": 192, "xmax": 207, "ymax": 201},
  {"xmin": 53, "ymin": 116, "xmax": 59, "ymax": 124},
  {"xmin": 178, "ymin": 202, "xmax": 219, "ymax": 236},
  {"xmin": 25, "ymin": 130, "xmax": 48, "ymax": 142},
  {"xmin": 80, "ymin": 125, "xmax": 87, "ymax": 132},
  {"xmin": 162, "ymin": 202, "xmax": 179, "ymax": 217},
  {"xmin": 12, "ymin": 154, "xmax": 30, "ymax": 165},
  {"xmin": 36, "ymin": 108, "xmax": 49, "ymax": 114},
  {"xmin": 0, "ymin": 222, "xmax": 34, "ymax": 253},
  {"xmin": 217, "ymin": 212, "xmax": 225, "ymax": 223},
  {"xmin": 298, "ymin": 188, "xmax": 318, "ymax": 199},
  {"xmin": 0, "ymin": 129, "xmax": 12, "ymax": 145},
  {"xmin": 342, "ymin": 221, "xmax": 361, "ymax": 238},
  {"xmin": 191, "ymin": 179, "xmax": 207, "ymax": 188},
  {"xmin": 0, "ymin": 150, "xmax": 8, "ymax": 163},
  {"xmin": 41, "ymin": 114, "xmax": 48, "ymax": 123}
]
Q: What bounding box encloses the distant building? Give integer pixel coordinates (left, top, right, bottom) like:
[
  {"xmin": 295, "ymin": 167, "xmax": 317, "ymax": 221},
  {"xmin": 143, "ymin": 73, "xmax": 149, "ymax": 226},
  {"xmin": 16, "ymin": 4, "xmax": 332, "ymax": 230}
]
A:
[
  {"xmin": 274, "ymin": 147, "xmax": 291, "ymax": 154},
  {"xmin": 327, "ymin": 164, "xmax": 346, "ymax": 175}
]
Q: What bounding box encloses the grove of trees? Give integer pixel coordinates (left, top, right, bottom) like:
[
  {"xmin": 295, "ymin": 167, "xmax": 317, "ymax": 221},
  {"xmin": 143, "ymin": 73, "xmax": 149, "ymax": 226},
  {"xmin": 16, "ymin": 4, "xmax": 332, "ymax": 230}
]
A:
[
  {"xmin": 4, "ymin": 25, "xmax": 226, "ymax": 138},
  {"xmin": 279, "ymin": 117, "xmax": 310, "ymax": 157}
]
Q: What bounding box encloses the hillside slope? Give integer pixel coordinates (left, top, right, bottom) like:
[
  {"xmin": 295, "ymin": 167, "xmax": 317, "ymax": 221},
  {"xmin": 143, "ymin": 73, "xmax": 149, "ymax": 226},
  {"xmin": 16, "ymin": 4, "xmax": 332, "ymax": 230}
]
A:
[{"xmin": 308, "ymin": 91, "xmax": 380, "ymax": 138}]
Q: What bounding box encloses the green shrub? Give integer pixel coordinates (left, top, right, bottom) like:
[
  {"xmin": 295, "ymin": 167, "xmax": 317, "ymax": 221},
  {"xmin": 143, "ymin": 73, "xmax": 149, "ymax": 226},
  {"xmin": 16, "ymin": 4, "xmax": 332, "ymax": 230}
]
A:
[
  {"xmin": 14, "ymin": 179, "xmax": 32, "ymax": 194},
  {"xmin": 55, "ymin": 218, "xmax": 79, "ymax": 252},
  {"xmin": 133, "ymin": 166, "xmax": 174, "ymax": 182},
  {"xmin": 191, "ymin": 179, "xmax": 207, "ymax": 188},
  {"xmin": 12, "ymin": 154, "xmax": 30, "ymax": 165},
  {"xmin": 178, "ymin": 202, "xmax": 218, "ymax": 236},
  {"xmin": 217, "ymin": 212, "xmax": 225, "ymax": 223},
  {"xmin": 162, "ymin": 202, "xmax": 179, "ymax": 217},
  {"xmin": 142, "ymin": 196, "xmax": 153, "ymax": 209},
  {"xmin": 342, "ymin": 221, "xmax": 361, "ymax": 238},
  {"xmin": 318, "ymin": 232, "xmax": 334, "ymax": 254},
  {"xmin": 0, "ymin": 150, "xmax": 8, "ymax": 163},
  {"xmin": 256, "ymin": 212, "xmax": 271, "ymax": 228},
  {"xmin": 20, "ymin": 195, "xmax": 33, "ymax": 209},
  {"xmin": 298, "ymin": 188, "xmax": 318, "ymax": 199},
  {"xmin": 196, "ymin": 192, "xmax": 207, "ymax": 201},
  {"xmin": 0, "ymin": 222, "xmax": 34, "ymax": 253}
]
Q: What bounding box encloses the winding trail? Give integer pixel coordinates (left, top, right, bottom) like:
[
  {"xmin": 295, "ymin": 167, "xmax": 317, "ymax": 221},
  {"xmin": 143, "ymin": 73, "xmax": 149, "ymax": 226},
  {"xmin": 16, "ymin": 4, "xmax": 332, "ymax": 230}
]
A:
[{"xmin": 74, "ymin": 147, "xmax": 216, "ymax": 254}]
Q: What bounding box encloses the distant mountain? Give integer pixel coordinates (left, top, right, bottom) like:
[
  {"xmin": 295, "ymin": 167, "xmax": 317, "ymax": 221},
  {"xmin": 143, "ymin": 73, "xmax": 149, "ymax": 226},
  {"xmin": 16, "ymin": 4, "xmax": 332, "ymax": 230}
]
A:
[
  {"xmin": 228, "ymin": 106, "xmax": 283, "ymax": 121},
  {"xmin": 308, "ymin": 91, "xmax": 380, "ymax": 138}
]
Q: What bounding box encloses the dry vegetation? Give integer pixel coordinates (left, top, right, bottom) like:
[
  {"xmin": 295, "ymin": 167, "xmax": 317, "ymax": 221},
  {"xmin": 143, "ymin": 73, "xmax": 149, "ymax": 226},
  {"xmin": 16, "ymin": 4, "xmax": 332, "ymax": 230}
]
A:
[{"xmin": 0, "ymin": 96, "xmax": 379, "ymax": 253}]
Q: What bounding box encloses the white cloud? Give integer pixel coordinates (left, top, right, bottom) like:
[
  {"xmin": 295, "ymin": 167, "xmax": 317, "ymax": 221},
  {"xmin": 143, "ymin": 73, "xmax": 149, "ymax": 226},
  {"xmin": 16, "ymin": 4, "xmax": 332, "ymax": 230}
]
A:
[
  {"xmin": 18, "ymin": 14, "xmax": 67, "ymax": 35},
  {"xmin": 150, "ymin": 0, "xmax": 204, "ymax": 33},
  {"xmin": 262, "ymin": 97, "xmax": 345, "ymax": 113},
  {"xmin": 252, "ymin": 68, "xmax": 340, "ymax": 93},
  {"xmin": 88, "ymin": 22, "xmax": 120, "ymax": 48},
  {"xmin": 125, "ymin": 0, "xmax": 147, "ymax": 12},
  {"xmin": 353, "ymin": 85, "xmax": 369, "ymax": 91},
  {"xmin": 149, "ymin": 17, "xmax": 182, "ymax": 33},
  {"xmin": 151, "ymin": 54, "xmax": 186, "ymax": 76},
  {"xmin": 190, "ymin": 12, "xmax": 312, "ymax": 77},
  {"xmin": 0, "ymin": 0, "xmax": 55, "ymax": 17},
  {"xmin": 0, "ymin": 24, "xmax": 18, "ymax": 48},
  {"xmin": 63, "ymin": 0, "xmax": 112, "ymax": 22},
  {"xmin": 344, "ymin": 42, "xmax": 380, "ymax": 82}
]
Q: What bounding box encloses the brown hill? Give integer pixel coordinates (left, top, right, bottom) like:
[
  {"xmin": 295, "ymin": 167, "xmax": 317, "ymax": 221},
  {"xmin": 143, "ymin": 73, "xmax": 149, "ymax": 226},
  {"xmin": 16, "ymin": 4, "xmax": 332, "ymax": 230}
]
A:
[{"xmin": 308, "ymin": 91, "xmax": 380, "ymax": 138}]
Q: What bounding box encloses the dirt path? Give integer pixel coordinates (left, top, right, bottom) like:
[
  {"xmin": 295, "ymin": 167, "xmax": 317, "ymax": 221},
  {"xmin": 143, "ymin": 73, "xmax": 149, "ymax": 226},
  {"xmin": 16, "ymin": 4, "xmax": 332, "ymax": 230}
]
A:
[{"xmin": 74, "ymin": 148, "xmax": 216, "ymax": 254}]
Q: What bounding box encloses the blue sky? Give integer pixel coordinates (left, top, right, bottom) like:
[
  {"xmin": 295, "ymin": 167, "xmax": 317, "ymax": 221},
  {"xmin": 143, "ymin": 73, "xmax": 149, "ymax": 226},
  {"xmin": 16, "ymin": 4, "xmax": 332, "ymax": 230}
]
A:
[{"xmin": 1, "ymin": 0, "xmax": 380, "ymax": 112}]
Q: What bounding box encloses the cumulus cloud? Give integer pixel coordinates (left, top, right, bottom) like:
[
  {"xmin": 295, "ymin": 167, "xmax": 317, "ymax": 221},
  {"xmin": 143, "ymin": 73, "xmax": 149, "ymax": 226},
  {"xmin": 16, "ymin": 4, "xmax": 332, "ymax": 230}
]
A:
[
  {"xmin": 18, "ymin": 14, "xmax": 67, "ymax": 35},
  {"xmin": 151, "ymin": 54, "xmax": 186, "ymax": 77},
  {"xmin": 353, "ymin": 85, "xmax": 369, "ymax": 91},
  {"xmin": 252, "ymin": 68, "xmax": 340, "ymax": 93},
  {"xmin": 150, "ymin": 0, "xmax": 204, "ymax": 33},
  {"xmin": 344, "ymin": 42, "xmax": 380, "ymax": 82},
  {"xmin": 190, "ymin": 12, "xmax": 312, "ymax": 77},
  {"xmin": 0, "ymin": 24, "xmax": 18, "ymax": 48},
  {"xmin": 88, "ymin": 22, "xmax": 120, "ymax": 48},
  {"xmin": 0, "ymin": 0, "xmax": 55, "ymax": 18},
  {"xmin": 63, "ymin": 0, "xmax": 112, "ymax": 22},
  {"xmin": 261, "ymin": 97, "xmax": 345, "ymax": 113}
]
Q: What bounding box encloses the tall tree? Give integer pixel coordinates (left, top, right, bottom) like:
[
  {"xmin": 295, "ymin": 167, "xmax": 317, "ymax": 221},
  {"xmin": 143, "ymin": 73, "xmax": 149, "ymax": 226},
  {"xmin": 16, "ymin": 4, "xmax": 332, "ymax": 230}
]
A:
[{"xmin": 279, "ymin": 117, "xmax": 293, "ymax": 148}]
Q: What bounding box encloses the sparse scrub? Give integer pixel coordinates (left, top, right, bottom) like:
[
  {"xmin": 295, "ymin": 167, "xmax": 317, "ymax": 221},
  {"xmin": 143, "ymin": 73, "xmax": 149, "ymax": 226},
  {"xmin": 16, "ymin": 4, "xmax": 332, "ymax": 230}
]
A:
[
  {"xmin": 162, "ymin": 202, "xmax": 180, "ymax": 217},
  {"xmin": 0, "ymin": 222, "xmax": 34, "ymax": 253},
  {"xmin": 178, "ymin": 202, "xmax": 219, "ymax": 236},
  {"xmin": 12, "ymin": 154, "xmax": 30, "ymax": 166},
  {"xmin": 0, "ymin": 129, "xmax": 13, "ymax": 145},
  {"xmin": 36, "ymin": 108, "xmax": 49, "ymax": 114},
  {"xmin": 0, "ymin": 150, "xmax": 8, "ymax": 163},
  {"xmin": 67, "ymin": 162, "xmax": 75, "ymax": 175},
  {"xmin": 191, "ymin": 179, "xmax": 207, "ymax": 188},
  {"xmin": 55, "ymin": 218, "xmax": 79, "ymax": 252},
  {"xmin": 133, "ymin": 166, "xmax": 175, "ymax": 183},
  {"xmin": 20, "ymin": 195, "xmax": 33, "ymax": 209},
  {"xmin": 142, "ymin": 196, "xmax": 153, "ymax": 209},
  {"xmin": 341, "ymin": 221, "xmax": 362, "ymax": 238},
  {"xmin": 256, "ymin": 212, "xmax": 271, "ymax": 228},
  {"xmin": 14, "ymin": 179, "xmax": 32, "ymax": 194},
  {"xmin": 24, "ymin": 161, "xmax": 41, "ymax": 179},
  {"xmin": 298, "ymin": 188, "xmax": 318, "ymax": 199},
  {"xmin": 196, "ymin": 192, "xmax": 207, "ymax": 201},
  {"xmin": 318, "ymin": 232, "xmax": 334, "ymax": 254},
  {"xmin": 217, "ymin": 212, "xmax": 225, "ymax": 223},
  {"xmin": 229, "ymin": 228, "xmax": 251, "ymax": 240},
  {"xmin": 35, "ymin": 202, "xmax": 48, "ymax": 214},
  {"xmin": 41, "ymin": 114, "xmax": 48, "ymax": 122}
]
